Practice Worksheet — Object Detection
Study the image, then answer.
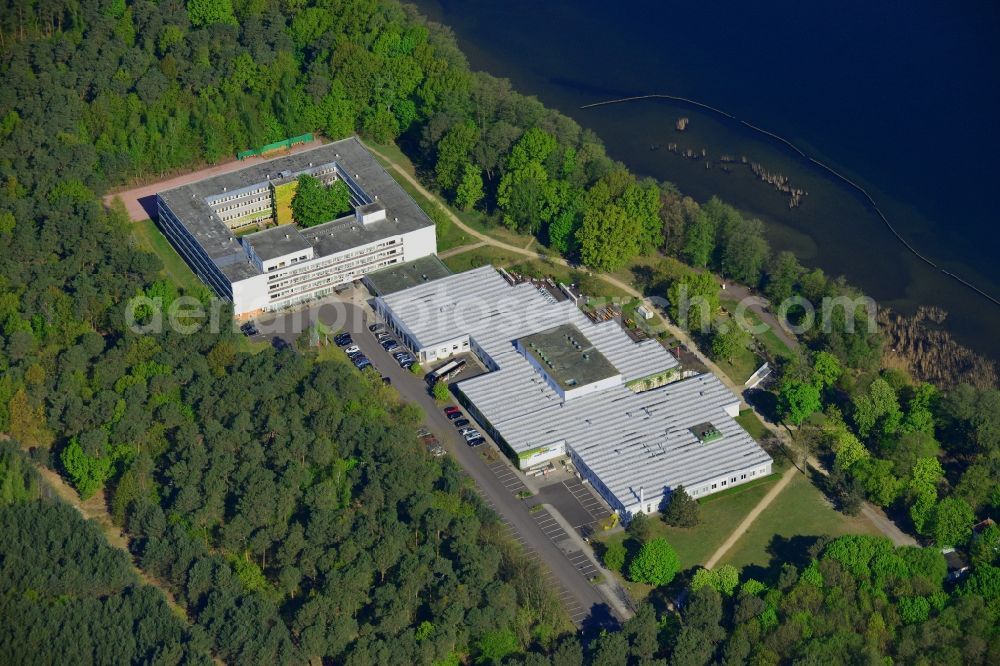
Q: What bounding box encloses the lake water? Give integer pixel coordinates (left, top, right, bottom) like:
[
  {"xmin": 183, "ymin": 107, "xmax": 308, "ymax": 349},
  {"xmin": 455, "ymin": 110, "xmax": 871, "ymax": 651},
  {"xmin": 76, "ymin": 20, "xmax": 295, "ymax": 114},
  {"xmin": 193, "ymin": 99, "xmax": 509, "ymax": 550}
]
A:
[{"xmin": 417, "ymin": 0, "xmax": 1000, "ymax": 361}]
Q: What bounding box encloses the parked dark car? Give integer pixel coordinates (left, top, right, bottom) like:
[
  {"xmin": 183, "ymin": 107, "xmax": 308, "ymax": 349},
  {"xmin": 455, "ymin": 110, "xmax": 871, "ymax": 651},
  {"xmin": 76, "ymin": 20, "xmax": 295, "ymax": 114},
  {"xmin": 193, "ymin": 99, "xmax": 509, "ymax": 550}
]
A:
[
  {"xmin": 334, "ymin": 332, "xmax": 352, "ymax": 346},
  {"xmin": 467, "ymin": 437, "xmax": 485, "ymax": 447},
  {"xmin": 381, "ymin": 339, "xmax": 399, "ymax": 351},
  {"xmin": 353, "ymin": 356, "xmax": 371, "ymax": 369},
  {"xmin": 369, "ymin": 323, "xmax": 385, "ymax": 333},
  {"xmin": 241, "ymin": 322, "xmax": 259, "ymax": 336},
  {"xmin": 453, "ymin": 418, "xmax": 470, "ymax": 428},
  {"xmin": 446, "ymin": 411, "xmax": 463, "ymax": 421}
]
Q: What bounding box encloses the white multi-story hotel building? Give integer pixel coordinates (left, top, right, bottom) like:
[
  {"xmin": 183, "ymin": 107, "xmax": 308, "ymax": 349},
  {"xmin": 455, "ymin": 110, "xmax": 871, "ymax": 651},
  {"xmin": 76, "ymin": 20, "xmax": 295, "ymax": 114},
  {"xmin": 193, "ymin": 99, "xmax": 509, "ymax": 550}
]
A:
[{"xmin": 156, "ymin": 137, "xmax": 436, "ymax": 318}]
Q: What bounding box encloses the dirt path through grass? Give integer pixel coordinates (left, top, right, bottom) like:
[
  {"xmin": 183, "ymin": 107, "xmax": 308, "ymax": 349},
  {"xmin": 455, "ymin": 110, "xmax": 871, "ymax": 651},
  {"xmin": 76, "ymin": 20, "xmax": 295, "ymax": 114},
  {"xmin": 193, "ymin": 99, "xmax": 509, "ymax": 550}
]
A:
[{"xmin": 703, "ymin": 465, "xmax": 798, "ymax": 570}]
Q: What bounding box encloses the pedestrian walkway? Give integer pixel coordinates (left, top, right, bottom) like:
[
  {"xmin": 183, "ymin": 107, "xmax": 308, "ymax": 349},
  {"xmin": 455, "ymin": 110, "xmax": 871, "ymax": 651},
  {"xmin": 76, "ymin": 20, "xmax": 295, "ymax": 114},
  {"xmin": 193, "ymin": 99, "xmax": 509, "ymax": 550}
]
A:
[{"xmin": 703, "ymin": 465, "xmax": 797, "ymax": 570}]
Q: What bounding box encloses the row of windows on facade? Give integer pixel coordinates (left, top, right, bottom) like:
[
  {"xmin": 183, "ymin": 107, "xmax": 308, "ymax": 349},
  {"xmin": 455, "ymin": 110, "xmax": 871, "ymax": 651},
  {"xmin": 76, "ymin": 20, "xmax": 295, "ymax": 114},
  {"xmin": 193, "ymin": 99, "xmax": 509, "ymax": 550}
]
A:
[
  {"xmin": 690, "ymin": 468, "xmax": 766, "ymax": 497},
  {"xmin": 213, "ymin": 194, "xmax": 271, "ymax": 214},
  {"xmin": 268, "ymin": 257, "xmax": 400, "ymax": 301},
  {"xmin": 209, "ymin": 186, "xmax": 269, "ymax": 205},
  {"xmin": 266, "ymin": 242, "xmax": 400, "ymax": 278}
]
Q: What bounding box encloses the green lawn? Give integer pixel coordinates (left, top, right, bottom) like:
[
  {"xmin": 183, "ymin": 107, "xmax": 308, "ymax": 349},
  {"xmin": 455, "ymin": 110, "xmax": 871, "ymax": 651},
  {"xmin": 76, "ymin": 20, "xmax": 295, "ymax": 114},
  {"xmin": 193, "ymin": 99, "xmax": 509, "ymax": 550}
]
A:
[
  {"xmin": 735, "ymin": 409, "xmax": 770, "ymax": 441},
  {"xmin": 713, "ymin": 341, "xmax": 762, "ymax": 386},
  {"xmin": 718, "ymin": 472, "xmax": 883, "ymax": 574},
  {"xmin": 596, "ymin": 473, "xmax": 781, "ymax": 600},
  {"xmin": 131, "ymin": 219, "xmax": 204, "ymax": 295},
  {"xmin": 441, "ymin": 246, "xmax": 527, "ymax": 273}
]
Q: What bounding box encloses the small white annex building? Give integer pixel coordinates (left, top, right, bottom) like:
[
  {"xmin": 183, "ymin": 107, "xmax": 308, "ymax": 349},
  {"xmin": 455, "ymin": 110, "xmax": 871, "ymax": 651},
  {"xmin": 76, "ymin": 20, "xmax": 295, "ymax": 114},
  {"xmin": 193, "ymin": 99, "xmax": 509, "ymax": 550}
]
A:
[{"xmin": 375, "ymin": 265, "xmax": 773, "ymax": 518}]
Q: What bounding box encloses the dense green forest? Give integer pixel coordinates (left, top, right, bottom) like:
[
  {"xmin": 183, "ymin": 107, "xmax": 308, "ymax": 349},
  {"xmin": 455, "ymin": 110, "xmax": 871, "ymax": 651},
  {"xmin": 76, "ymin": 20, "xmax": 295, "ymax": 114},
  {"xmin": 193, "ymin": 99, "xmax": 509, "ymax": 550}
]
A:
[
  {"xmin": 0, "ymin": 444, "xmax": 213, "ymax": 664},
  {"xmin": 0, "ymin": 0, "xmax": 997, "ymax": 663}
]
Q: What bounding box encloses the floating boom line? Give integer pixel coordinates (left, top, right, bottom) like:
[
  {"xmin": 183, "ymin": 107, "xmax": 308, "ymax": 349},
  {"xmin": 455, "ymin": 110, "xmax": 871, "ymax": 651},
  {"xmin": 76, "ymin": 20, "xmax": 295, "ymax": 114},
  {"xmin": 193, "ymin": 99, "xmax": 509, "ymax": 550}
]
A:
[{"xmin": 581, "ymin": 94, "xmax": 999, "ymax": 308}]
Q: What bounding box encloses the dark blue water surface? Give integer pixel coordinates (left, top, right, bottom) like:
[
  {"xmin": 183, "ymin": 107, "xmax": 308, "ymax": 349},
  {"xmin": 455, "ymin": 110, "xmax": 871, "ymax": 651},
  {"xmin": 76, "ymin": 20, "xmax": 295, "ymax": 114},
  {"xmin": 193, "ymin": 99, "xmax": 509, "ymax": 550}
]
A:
[{"xmin": 417, "ymin": 0, "xmax": 1000, "ymax": 359}]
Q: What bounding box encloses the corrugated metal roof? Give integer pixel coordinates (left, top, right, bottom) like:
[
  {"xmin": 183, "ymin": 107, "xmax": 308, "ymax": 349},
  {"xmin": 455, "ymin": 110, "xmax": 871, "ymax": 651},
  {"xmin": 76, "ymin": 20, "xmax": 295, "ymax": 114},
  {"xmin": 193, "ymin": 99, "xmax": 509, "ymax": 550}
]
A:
[{"xmin": 378, "ymin": 266, "xmax": 770, "ymax": 510}]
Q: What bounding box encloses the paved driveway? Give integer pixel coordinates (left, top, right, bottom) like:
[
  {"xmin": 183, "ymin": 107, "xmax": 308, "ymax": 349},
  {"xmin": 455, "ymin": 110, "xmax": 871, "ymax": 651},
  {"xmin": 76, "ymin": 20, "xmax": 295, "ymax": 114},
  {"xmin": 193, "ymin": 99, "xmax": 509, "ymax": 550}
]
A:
[
  {"xmin": 257, "ymin": 296, "xmax": 622, "ymax": 630},
  {"xmin": 535, "ymin": 479, "xmax": 612, "ymax": 538}
]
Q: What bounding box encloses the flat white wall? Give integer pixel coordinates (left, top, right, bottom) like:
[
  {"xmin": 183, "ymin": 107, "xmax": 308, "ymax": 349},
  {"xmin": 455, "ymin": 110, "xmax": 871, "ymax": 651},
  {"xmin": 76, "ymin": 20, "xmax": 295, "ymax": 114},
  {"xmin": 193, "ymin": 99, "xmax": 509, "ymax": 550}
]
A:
[
  {"xmin": 563, "ymin": 374, "xmax": 623, "ymax": 401},
  {"xmin": 231, "ymin": 274, "xmax": 270, "ymax": 315},
  {"xmin": 418, "ymin": 335, "xmax": 470, "ymax": 363},
  {"xmin": 516, "ymin": 442, "xmax": 565, "ymax": 469},
  {"xmin": 402, "ymin": 224, "xmax": 437, "ymax": 261}
]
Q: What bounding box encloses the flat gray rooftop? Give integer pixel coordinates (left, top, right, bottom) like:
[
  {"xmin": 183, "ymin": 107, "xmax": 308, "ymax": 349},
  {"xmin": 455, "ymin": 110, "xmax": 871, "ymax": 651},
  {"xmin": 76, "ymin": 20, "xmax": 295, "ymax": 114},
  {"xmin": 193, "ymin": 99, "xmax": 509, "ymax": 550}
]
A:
[
  {"xmin": 364, "ymin": 255, "xmax": 452, "ymax": 296},
  {"xmin": 517, "ymin": 324, "xmax": 618, "ymax": 390},
  {"xmin": 242, "ymin": 225, "xmax": 312, "ymax": 262},
  {"xmin": 156, "ymin": 137, "xmax": 434, "ymax": 282}
]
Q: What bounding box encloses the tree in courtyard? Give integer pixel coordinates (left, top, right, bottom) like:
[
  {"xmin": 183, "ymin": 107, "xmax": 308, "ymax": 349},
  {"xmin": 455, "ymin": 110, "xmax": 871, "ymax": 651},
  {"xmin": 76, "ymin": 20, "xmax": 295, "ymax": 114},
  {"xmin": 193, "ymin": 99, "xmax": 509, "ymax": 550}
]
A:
[
  {"xmin": 291, "ymin": 175, "xmax": 351, "ymax": 228},
  {"xmin": 431, "ymin": 381, "xmax": 450, "ymax": 402},
  {"xmin": 777, "ymin": 378, "xmax": 821, "ymax": 426},
  {"xmin": 603, "ymin": 540, "xmax": 626, "ymax": 573},
  {"xmin": 662, "ymin": 485, "xmax": 700, "ymax": 527},
  {"xmin": 628, "ymin": 537, "xmax": 680, "ymax": 586}
]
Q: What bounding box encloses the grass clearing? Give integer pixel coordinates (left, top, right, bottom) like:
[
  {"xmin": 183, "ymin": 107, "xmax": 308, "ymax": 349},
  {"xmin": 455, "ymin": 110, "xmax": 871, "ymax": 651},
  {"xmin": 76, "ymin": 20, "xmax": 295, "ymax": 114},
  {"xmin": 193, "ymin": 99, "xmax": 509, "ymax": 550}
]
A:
[
  {"xmin": 441, "ymin": 246, "xmax": 527, "ymax": 273},
  {"xmin": 712, "ymin": 341, "xmax": 761, "ymax": 386},
  {"xmin": 131, "ymin": 219, "xmax": 203, "ymax": 295},
  {"xmin": 595, "ymin": 473, "xmax": 780, "ymax": 601},
  {"xmin": 735, "ymin": 408, "xmax": 770, "ymax": 441},
  {"xmin": 718, "ymin": 472, "xmax": 883, "ymax": 575}
]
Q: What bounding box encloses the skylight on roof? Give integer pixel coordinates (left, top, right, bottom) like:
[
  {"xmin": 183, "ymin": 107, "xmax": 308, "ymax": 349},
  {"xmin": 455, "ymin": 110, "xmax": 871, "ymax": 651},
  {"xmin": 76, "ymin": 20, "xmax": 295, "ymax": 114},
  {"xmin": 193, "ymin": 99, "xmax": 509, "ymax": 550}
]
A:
[{"xmin": 690, "ymin": 422, "xmax": 723, "ymax": 444}]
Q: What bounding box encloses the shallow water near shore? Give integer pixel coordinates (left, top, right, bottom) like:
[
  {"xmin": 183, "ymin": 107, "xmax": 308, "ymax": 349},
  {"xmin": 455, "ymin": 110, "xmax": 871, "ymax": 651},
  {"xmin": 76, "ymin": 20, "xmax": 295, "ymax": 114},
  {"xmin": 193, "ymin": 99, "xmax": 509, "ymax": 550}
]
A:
[{"xmin": 417, "ymin": 0, "xmax": 1000, "ymax": 361}]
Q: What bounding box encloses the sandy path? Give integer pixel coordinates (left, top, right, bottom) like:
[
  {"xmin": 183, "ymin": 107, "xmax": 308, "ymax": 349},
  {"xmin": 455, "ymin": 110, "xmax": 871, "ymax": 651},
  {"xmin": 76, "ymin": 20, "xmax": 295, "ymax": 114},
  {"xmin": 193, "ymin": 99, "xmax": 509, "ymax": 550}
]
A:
[{"xmin": 702, "ymin": 465, "xmax": 798, "ymax": 570}]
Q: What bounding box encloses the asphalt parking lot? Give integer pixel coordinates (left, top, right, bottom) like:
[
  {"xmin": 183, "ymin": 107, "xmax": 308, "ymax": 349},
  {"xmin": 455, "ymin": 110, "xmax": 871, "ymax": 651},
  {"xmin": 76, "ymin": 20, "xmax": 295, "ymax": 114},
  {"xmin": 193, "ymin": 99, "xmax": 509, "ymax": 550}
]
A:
[
  {"xmin": 486, "ymin": 458, "xmax": 529, "ymax": 496},
  {"xmin": 471, "ymin": 487, "xmax": 593, "ymax": 625},
  {"xmin": 535, "ymin": 478, "xmax": 612, "ymax": 537},
  {"xmin": 530, "ymin": 507, "xmax": 600, "ymax": 580}
]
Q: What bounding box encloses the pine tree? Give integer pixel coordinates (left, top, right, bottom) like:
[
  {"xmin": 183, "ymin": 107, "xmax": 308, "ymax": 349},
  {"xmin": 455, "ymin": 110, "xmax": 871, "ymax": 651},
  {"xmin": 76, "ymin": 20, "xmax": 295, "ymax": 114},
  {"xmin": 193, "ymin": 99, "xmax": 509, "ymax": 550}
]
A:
[{"xmin": 662, "ymin": 485, "xmax": 700, "ymax": 527}]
